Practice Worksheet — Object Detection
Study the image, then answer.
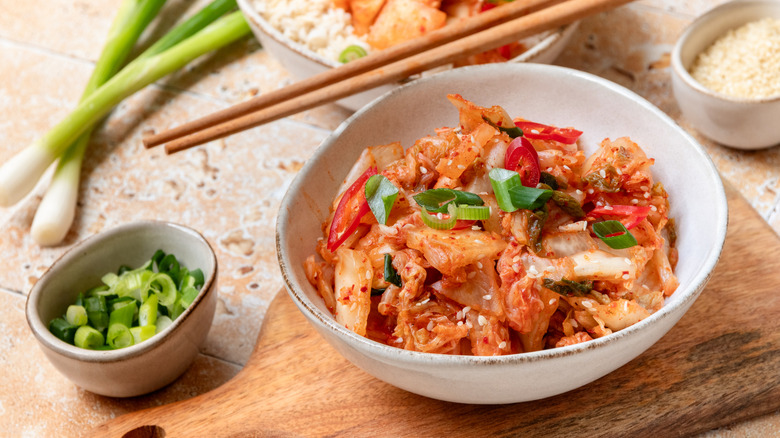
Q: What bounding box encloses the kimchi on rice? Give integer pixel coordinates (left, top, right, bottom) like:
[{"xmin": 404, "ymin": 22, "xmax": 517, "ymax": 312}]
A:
[{"xmin": 304, "ymin": 94, "xmax": 679, "ymax": 355}]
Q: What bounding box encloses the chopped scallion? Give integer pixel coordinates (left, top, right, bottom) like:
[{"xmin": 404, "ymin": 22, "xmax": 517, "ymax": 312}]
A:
[
  {"xmin": 413, "ymin": 188, "xmax": 483, "ymax": 213},
  {"xmin": 365, "ymin": 174, "xmax": 399, "ymax": 225},
  {"xmin": 107, "ymin": 323, "xmax": 134, "ymax": 349},
  {"xmin": 338, "ymin": 45, "xmax": 368, "ymax": 63},
  {"xmin": 420, "ymin": 203, "xmax": 458, "ymax": 230},
  {"xmin": 456, "ymin": 205, "xmax": 491, "ymax": 220},
  {"xmin": 383, "ymin": 254, "xmax": 402, "ymax": 287},
  {"xmin": 593, "ymin": 220, "xmax": 638, "ymax": 249},
  {"xmin": 66, "ymin": 305, "xmax": 88, "ymax": 327},
  {"xmin": 74, "ymin": 326, "xmax": 105, "ymax": 350}
]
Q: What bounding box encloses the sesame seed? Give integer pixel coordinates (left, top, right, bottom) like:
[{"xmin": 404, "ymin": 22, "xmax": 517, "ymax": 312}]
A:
[
  {"xmin": 366, "ymin": 270, "xmax": 372, "ymax": 280},
  {"xmin": 571, "ymin": 320, "xmax": 579, "ymax": 328},
  {"xmin": 457, "ymin": 164, "xmax": 465, "ymax": 170},
  {"xmin": 512, "ymin": 264, "xmax": 520, "ymax": 273},
  {"xmin": 512, "ymin": 256, "xmax": 521, "ymax": 263},
  {"xmin": 466, "ymin": 321, "xmax": 473, "ymax": 329},
  {"xmin": 624, "ymin": 258, "xmax": 632, "ymax": 264},
  {"xmin": 547, "ymin": 167, "xmax": 553, "ymax": 172},
  {"xmin": 528, "ymin": 265, "xmax": 539, "ymax": 275},
  {"xmin": 499, "ymin": 341, "xmax": 507, "ymax": 349},
  {"xmin": 582, "ymin": 301, "xmax": 593, "ymax": 309},
  {"xmin": 427, "ymin": 321, "xmax": 434, "ymax": 331},
  {"xmin": 603, "ymin": 205, "xmax": 613, "ymax": 211},
  {"xmin": 420, "ymin": 166, "xmax": 428, "ymax": 174},
  {"xmin": 549, "ymin": 299, "xmax": 555, "ymax": 305},
  {"xmin": 616, "ymin": 168, "xmax": 623, "ymax": 175},
  {"xmin": 599, "ymin": 169, "xmax": 607, "ymax": 178},
  {"xmin": 483, "ymin": 294, "xmax": 492, "ymax": 300},
  {"xmin": 420, "ymin": 298, "xmax": 430, "ymax": 305},
  {"xmin": 576, "ymin": 189, "xmax": 583, "ymax": 195},
  {"xmin": 395, "ymin": 338, "xmax": 403, "ymax": 343},
  {"xmin": 476, "ymin": 262, "xmax": 483, "ymax": 269},
  {"xmin": 622, "ymin": 274, "xmax": 630, "ymax": 280},
  {"xmin": 471, "ymin": 225, "xmax": 481, "ymax": 231},
  {"xmin": 650, "ymin": 205, "xmax": 657, "ymax": 212},
  {"xmin": 448, "ymin": 159, "xmax": 453, "ymax": 165},
  {"xmin": 437, "ymin": 213, "xmax": 444, "ymax": 219},
  {"xmin": 463, "ymin": 306, "xmax": 471, "ymax": 314},
  {"xmin": 631, "ymin": 199, "xmax": 639, "ymax": 204},
  {"xmin": 644, "ymin": 192, "xmax": 650, "ymax": 198},
  {"xmin": 457, "ymin": 321, "xmax": 463, "ymax": 326},
  {"xmin": 563, "ymin": 165, "xmax": 571, "ymax": 171},
  {"xmin": 456, "ymin": 311, "xmax": 463, "ymax": 320},
  {"xmin": 467, "ymin": 271, "xmax": 476, "ymax": 279},
  {"xmin": 478, "ymin": 315, "xmax": 487, "ymax": 326},
  {"xmin": 588, "ymin": 189, "xmax": 594, "ymax": 194},
  {"xmin": 474, "ymin": 239, "xmax": 483, "ymax": 244},
  {"xmin": 640, "ymin": 185, "xmax": 649, "ymax": 191}
]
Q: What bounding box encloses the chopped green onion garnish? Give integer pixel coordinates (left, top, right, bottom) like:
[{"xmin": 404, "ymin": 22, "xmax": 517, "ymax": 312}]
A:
[
  {"xmin": 420, "ymin": 203, "xmax": 458, "ymax": 230},
  {"xmin": 593, "ymin": 220, "xmax": 638, "ymax": 249},
  {"xmin": 155, "ymin": 315, "xmax": 173, "ymax": 334},
  {"xmin": 489, "ymin": 168, "xmax": 553, "ymax": 212},
  {"xmin": 66, "ymin": 305, "xmax": 88, "ymax": 326},
  {"xmin": 74, "ymin": 326, "xmax": 105, "ymax": 350},
  {"xmin": 49, "ymin": 318, "xmax": 78, "ymax": 344},
  {"xmin": 107, "ymin": 323, "xmax": 134, "ymax": 349},
  {"xmin": 84, "ymin": 296, "xmax": 109, "ymax": 332},
  {"xmin": 413, "ymin": 188, "xmax": 483, "ymax": 213},
  {"xmin": 489, "ymin": 168, "xmax": 522, "ymax": 212},
  {"xmin": 456, "ymin": 205, "xmax": 491, "ymax": 221},
  {"xmin": 383, "ymin": 254, "xmax": 402, "ymax": 287},
  {"xmin": 365, "ymin": 174, "xmax": 399, "ymax": 225},
  {"xmin": 138, "ymin": 293, "xmax": 158, "ymax": 327},
  {"xmin": 108, "ymin": 300, "xmax": 136, "ymax": 328},
  {"xmin": 338, "ymin": 44, "xmax": 368, "ymax": 63},
  {"xmin": 130, "ymin": 325, "xmax": 156, "ymax": 344}
]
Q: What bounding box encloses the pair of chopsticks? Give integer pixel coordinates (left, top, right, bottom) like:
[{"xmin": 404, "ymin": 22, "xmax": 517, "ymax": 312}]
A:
[{"xmin": 144, "ymin": 0, "xmax": 632, "ymax": 154}]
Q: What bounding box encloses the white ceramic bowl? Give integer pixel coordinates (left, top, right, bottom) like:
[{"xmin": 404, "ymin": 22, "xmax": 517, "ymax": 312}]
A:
[
  {"xmin": 277, "ymin": 63, "xmax": 728, "ymax": 404},
  {"xmin": 671, "ymin": 0, "xmax": 780, "ymax": 149},
  {"xmin": 237, "ymin": 0, "xmax": 578, "ymax": 111},
  {"xmin": 26, "ymin": 221, "xmax": 218, "ymax": 398}
]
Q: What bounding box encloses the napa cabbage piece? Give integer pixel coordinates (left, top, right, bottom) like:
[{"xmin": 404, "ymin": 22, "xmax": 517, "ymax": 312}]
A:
[
  {"xmin": 406, "ymin": 227, "xmax": 506, "ymax": 275},
  {"xmin": 334, "ymin": 248, "xmax": 373, "ymax": 336}
]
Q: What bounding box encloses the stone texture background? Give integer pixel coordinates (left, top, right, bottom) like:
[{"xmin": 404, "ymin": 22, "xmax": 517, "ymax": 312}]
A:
[{"xmin": 0, "ymin": 0, "xmax": 777, "ymax": 436}]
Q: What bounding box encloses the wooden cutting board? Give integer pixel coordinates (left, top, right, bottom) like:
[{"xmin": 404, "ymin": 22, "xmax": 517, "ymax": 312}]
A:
[{"xmin": 93, "ymin": 183, "xmax": 780, "ymax": 438}]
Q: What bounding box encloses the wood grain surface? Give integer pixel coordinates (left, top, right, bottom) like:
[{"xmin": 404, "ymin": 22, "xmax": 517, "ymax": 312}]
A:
[{"xmin": 92, "ymin": 183, "xmax": 780, "ymax": 438}]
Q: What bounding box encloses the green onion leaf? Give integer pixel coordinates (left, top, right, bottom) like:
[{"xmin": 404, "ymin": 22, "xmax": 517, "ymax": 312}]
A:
[
  {"xmin": 456, "ymin": 205, "xmax": 491, "ymax": 221},
  {"xmin": 179, "ymin": 285, "xmax": 199, "ymax": 309},
  {"xmin": 130, "ymin": 325, "xmax": 156, "ymax": 344},
  {"xmin": 108, "ymin": 301, "xmax": 136, "ymax": 328},
  {"xmin": 542, "ymin": 278, "xmax": 593, "ymax": 297},
  {"xmin": 74, "ymin": 326, "xmax": 105, "ymax": 350},
  {"xmin": 84, "ymin": 296, "xmax": 109, "ymax": 332},
  {"xmin": 365, "ymin": 174, "xmax": 399, "ymax": 225},
  {"xmin": 383, "ymin": 254, "xmax": 402, "ymax": 287},
  {"xmin": 338, "ymin": 44, "xmax": 368, "ymax": 63},
  {"xmin": 107, "ymin": 323, "xmax": 134, "ymax": 349},
  {"xmin": 420, "ymin": 203, "xmax": 458, "ymax": 230},
  {"xmin": 189, "ymin": 268, "xmax": 205, "ymax": 289},
  {"xmin": 66, "ymin": 305, "xmax": 88, "ymax": 326},
  {"xmin": 371, "ymin": 288, "xmax": 386, "ymax": 296},
  {"xmin": 139, "ymin": 294, "xmax": 158, "ymax": 327},
  {"xmin": 49, "ymin": 318, "xmax": 78, "ymax": 344},
  {"xmin": 155, "ymin": 315, "xmax": 173, "ymax": 334},
  {"xmin": 509, "ymin": 184, "xmax": 553, "ymax": 211},
  {"xmin": 413, "ymin": 188, "xmax": 484, "ymax": 213},
  {"xmin": 593, "ymin": 220, "xmax": 638, "ymax": 249},
  {"xmin": 489, "ymin": 168, "xmax": 521, "ymax": 212}
]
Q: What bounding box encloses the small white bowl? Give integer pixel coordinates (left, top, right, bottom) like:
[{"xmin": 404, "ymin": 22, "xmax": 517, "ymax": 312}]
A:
[
  {"xmin": 671, "ymin": 0, "xmax": 780, "ymax": 150},
  {"xmin": 237, "ymin": 0, "xmax": 578, "ymax": 111},
  {"xmin": 26, "ymin": 221, "xmax": 218, "ymax": 398},
  {"xmin": 277, "ymin": 63, "xmax": 728, "ymax": 404}
]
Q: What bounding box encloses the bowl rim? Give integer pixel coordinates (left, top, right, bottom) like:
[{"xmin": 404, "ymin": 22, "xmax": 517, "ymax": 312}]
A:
[
  {"xmin": 670, "ymin": 0, "xmax": 780, "ymax": 105},
  {"xmin": 277, "ymin": 63, "xmax": 729, "ymax": 367},
  {"xmin": 25, "ymin": 220, "xmax": 218, "ymax": 363},
  {"xmin": 236, "ymin": 0, "xmax": 576, "ymax": 69}
]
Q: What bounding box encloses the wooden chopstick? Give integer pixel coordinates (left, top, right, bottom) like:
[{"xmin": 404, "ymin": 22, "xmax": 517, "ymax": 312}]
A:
[
  {"xmin": 143, "ymin": 0, "xmax": 564, "ymax": 149},
  {"xmin": 159, "ymin": 0, "xmax": 632, "ymax": 154}
]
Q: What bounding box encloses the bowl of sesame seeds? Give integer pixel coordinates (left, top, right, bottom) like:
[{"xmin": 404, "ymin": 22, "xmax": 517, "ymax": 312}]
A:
[{"xmin": 671, "ymin": 0, "xmax": 780, "ymax": 150}]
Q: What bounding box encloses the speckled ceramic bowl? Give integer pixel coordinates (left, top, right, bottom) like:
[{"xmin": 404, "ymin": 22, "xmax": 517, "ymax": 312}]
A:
[
  {"xmin": 277, "ymin": 63, "xmax": 728, "ymax": 404},
  {"xmin": 26, "ymin": 221, "xmax": 218, "ymax": 398},
  {"xmin": 237, "ymin": 0, "xmax": 578, "ymax": 111},
  {"xmin": 671, "ymin": 0, "xmax": 780, "ymax": 149}
]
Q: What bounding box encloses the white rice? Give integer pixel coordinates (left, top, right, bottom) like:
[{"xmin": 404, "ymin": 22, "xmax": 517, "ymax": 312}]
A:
[{"xmin": 253, "ymin": 0, "xmax": 370, "ymax": 62}]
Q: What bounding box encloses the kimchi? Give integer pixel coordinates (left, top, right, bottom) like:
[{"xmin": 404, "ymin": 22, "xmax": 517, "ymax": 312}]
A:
[{"xmin": 304, "ymin": 94, "xmax": 678, "ymax": 356}]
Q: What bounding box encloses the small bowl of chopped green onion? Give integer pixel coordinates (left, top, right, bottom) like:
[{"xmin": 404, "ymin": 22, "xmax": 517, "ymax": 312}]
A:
[{"xmin": 26, "ymin": 221, "xmax": 218, "ymax": 397}]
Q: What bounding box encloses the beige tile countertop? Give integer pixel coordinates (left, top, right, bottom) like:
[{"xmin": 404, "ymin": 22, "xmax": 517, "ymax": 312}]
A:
[{"xmin": 1, "ymin": 0, "xmax": 778, "ymax": 436}]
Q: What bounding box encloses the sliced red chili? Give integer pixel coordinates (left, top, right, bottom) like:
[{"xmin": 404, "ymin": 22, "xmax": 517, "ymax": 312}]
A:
[
  {"xmin": 589, "ymin": 205, "xmax": 651, "ymax": 230},
  {"xmin": 504, "ymin": 136, "xmax": 540, "ymax": 187},
  {"xmin": 452, "ymin": 219, "xmax": 477, "ymax": 230},
  {"xmin": 327, "ymin": 167, "xmax": 378, "ymax": 252},
  {"xmin": 514, "ymin": 120, "xmax": 583, "ymax": 144}
]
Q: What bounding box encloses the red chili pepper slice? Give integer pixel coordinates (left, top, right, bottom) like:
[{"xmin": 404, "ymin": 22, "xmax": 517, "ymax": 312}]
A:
[
  {"xmin": 504, "ymin": 136, "xmax": 540, "ymax": 187},
  {"xmin": 327, "ymin": 167, "xmax": 378, "ymax": 252},
  {"xmin": 589, "ymin": 205, "xmax": 651, "ymax": 230},
  {"xmin": 452, "ymin": 219, "xmax": 477, "ymax": 230},
  {"xmin": 514, "ymin": 120, "xmax": 583, "ymax": 144}
]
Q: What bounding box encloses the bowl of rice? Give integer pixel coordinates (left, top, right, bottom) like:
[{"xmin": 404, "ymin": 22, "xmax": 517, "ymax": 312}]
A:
[
  {"xmin": 237, "ymin": 0, "xmax": 579, "ymax": 111},
  {"xmin": 671, "ymin": 0, "xmax": 780, "ymax": 149}
]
